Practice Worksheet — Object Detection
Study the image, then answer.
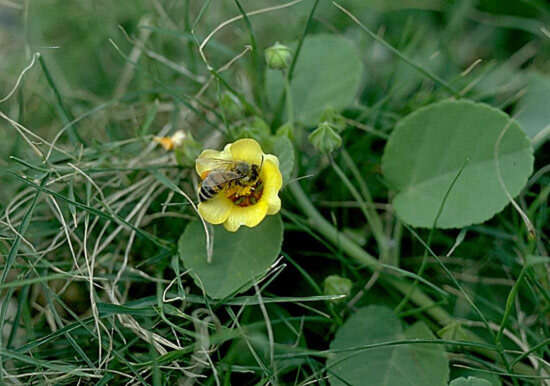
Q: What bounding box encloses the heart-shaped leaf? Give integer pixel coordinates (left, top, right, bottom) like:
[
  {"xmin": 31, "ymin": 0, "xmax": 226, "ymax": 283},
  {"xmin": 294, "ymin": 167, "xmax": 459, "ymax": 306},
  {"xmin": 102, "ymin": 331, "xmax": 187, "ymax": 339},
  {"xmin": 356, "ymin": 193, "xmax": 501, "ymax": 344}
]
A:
[
  {"xmin": 328, "ymin": 305, "xmax": 449, "ymax": 386},
  {"xmin": 179, "ymin": 215, "xmax": 283, "ymax": 299},
  {"xmin": 514, "ymin": 72, "xmax": 550, "ymax": 140},
  {"xmin": 266, "ymin": 34, "xmax": 364, "ymax": 126},
  {"xmin": 450, "ymin": 369, "xmax": 501, "ymax": 386},
  {"xmin": 382, "ymin": 100, "xmax": 533, "ymax": 228},
  {"xmin": 450, "ymin": 377, "xmax": 492, "ymax": 386}
]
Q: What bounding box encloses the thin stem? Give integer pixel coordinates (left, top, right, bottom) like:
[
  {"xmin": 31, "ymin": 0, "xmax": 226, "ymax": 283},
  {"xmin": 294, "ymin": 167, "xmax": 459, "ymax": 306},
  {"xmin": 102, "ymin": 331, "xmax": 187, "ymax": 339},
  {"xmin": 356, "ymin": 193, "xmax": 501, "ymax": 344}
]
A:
[
  {"xmin": 289, "ymin": 182, "xmax": 380, "ymax": 271},
  {"xmin": 210, "ymin": 69, "xmax": 262, "ymax": 117},
  {"xmin": 283, "ymin": 74, "xmax": 294, "ymax": 126},
  {"xmin": 288, "ymin": 182, "xmax": 534, "ymax": 376},
  {"xmin": 233, "ymin": 0, "xmax": 264, "ymax": 109},
  {"xmin": 330, "ymin": 155, "xmax": 388, "ymax": 259},
  {"xmin": 496, "ymin": 266, "xmax": 527, "ymax": 346},
  {"xmin": 38, "ymin": 56, "xmax": 86, "ymax": 145},
  {"xmin": 332, "ymin": 1, "xmax": 460, "ymax": 98},
  {"xmin": 272, "ymin": 0, "xmax": 319, "ymax": 128},
  {"xmin": 395, "ymin": 157, "xmax": 470, "ymax": 314}
]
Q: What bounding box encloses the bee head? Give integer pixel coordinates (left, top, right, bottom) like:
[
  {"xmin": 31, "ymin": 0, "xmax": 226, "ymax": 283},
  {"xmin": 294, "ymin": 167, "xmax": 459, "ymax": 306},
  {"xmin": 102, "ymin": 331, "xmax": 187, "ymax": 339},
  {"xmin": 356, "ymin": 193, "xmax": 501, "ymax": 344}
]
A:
[
  {"xmin": 250, "ymin": 155, "xmax": 264, "ymax": 181},
  {"xmin": 235, "ymin": 161, "xmax": 250, "ymax": 176},
  {"xmin": 235, "ymin": 156, "xmax": 263, "ymax": 184}
]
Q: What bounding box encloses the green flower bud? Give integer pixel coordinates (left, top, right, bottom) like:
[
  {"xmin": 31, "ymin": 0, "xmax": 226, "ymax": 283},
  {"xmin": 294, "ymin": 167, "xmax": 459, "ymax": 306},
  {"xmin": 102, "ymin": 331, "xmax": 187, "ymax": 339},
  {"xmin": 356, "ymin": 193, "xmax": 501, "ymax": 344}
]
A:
[
  {"xmin": 308, "ymin": 121, "xmax": 342, "ymax": 153},
  {"xmin": 275, "ymin": 122, "xmax": 295, "ymax": 141},
  {"xmin": 172, "ymin": 131, "xmax": 202, "ymax": 168},
  {"xmin": 437, "ymin": 322, "xmax": 469, "ymax": 342},
  {"xmin": 231, "ymin": 116, "xmax": 271, "ymax": 143},
  {"xmin": 265, "ymin": 42, "xmax": 292, "ymax": 70},
  {"xmin": 220, "ymin": 91, "xmax": 244, "ymax": 121},
  {"xmin": 323, "ymin": 275, "xmax": 352, "ymax": 302},
  {"xmin": 319, "ymin": 106, "xmax": 347, "ymax": 133}
]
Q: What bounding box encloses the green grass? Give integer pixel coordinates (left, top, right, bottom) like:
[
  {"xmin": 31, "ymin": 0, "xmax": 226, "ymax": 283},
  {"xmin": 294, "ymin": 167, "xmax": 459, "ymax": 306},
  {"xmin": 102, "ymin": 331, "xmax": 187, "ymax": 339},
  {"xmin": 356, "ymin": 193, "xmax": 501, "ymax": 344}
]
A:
[{"xmin": 0, "ymin": 0, "xmax": 549, "ymax": 385}]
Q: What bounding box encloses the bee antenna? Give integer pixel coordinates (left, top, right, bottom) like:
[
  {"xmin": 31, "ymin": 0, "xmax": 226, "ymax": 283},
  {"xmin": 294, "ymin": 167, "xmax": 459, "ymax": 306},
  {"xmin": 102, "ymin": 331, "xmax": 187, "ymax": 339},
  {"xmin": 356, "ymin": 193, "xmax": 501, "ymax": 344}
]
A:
[{"xmin": 259, "ymin": 155, "xmax": 264, "ymax": 170}]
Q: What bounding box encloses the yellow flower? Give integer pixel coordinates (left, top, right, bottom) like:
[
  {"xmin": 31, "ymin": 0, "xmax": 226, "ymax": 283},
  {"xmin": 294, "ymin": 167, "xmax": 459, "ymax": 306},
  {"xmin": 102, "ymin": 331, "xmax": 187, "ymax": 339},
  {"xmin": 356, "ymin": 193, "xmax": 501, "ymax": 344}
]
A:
[
  {"xmin": 196, "ymin": 138, "xmax": 282, "ymax": 232},
  {"xmin": 154, "ymin": 130, "xmax": 187, "ymax": 151}
]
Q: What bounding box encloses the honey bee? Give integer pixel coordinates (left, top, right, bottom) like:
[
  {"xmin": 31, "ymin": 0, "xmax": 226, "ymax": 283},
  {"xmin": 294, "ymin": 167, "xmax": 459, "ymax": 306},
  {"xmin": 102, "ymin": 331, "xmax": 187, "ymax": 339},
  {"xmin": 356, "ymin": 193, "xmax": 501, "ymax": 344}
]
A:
[{"xmin": 197, "ymin": 157, "xmax": 263, "ymax": 203}]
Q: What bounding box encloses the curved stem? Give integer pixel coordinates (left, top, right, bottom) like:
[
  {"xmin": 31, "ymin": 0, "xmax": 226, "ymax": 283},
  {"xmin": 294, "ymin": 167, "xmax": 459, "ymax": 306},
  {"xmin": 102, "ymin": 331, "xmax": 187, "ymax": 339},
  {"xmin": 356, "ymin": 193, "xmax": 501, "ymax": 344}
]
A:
[
  {"xmin": 289, "ymin": 181, "xmax": 449, "ymax": 322},
  {"xmin": 283, "ymin": 74, "xmax": 294, "ymax": 126},
  {"xmin": 288, "ymin": 182, "xmax": 535, "ymax": 376},
  {"xmin": 330, "ymin": 154, "xmax": 387, "ymax": 259}
]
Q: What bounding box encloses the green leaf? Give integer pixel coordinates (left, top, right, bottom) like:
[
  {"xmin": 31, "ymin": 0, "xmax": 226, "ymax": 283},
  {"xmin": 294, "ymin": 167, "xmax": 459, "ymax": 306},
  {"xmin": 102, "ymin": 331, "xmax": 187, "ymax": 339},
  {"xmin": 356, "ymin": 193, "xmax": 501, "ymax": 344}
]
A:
[
  {"xmin": 514, "ymin": 72, "xmax": 550, "ymax": 139},
  {"xmin": 437, "ymin": 322, "xmax": 470, "ymax": 341},
  {"xmin": 328, "ymin": 305, "xmax": 449, "ymax": 386},
  {"xmin": 323, "ymin": 275, "xmax": 352, "ymax": 301},
  {"xmin": 226, "ymin": 304, "xmax": 307, "ymax": 375},
  {"xmin": 179, "ymin": 215, "xmax": 283, "ymax": 299},
  {"xmin": 97, "ymin": 303, "xmax": 156, "ymax": 317},
  {"xmin": 450, "ymin": 376, "xmax": 492, "ymax": 386},
  {"xmin": 450, "ymin": 369, "xmax": 501, "ymax": 386},
  {"xmin": 382, "ymin": 100, "xmax": 533, "ymax": 228},
  {"xmin": 266, "ymin": 34, "xmax": 364, "ymax": 126}
]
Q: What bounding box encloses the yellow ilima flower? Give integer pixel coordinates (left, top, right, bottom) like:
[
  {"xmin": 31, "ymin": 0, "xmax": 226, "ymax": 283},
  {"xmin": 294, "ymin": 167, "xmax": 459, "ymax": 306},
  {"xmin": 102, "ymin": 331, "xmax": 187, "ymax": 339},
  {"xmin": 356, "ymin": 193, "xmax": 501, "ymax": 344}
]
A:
[{"xmin": 196, "ymin": 138, "xmax": 282, "ymax": 232}]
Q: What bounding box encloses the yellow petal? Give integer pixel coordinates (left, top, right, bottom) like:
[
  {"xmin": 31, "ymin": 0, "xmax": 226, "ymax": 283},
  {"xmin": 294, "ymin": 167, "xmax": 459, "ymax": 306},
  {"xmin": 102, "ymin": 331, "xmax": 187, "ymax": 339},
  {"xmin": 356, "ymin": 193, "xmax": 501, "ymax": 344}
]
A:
[
  {"xmin": 264, "ymin": 153, "xmax": 280, "ymax": 168},
  {"xmin": 261, "ymin": 159, "xmax": 283, "ymax": 196},
  {"xmin": 260, "ymin": 159, "xmax": 283, "ymax": 215},
  {"xmin": 198, "ymin": 194, "xmax": 233, "ymax": 224},
  {"xmin": 229, "ymin": 138, "xmax": 263, "ymax": 165},
  {"xmin": 266, "ymin": 195, "xmax": 281, "ymax": 215},
  {"xmin": 223, "ymin": 201, "xmax": 269, "ymax": 232},
  {"xmin": 195, "ymin": 149, "xmax": 231, "ymax": 176}
]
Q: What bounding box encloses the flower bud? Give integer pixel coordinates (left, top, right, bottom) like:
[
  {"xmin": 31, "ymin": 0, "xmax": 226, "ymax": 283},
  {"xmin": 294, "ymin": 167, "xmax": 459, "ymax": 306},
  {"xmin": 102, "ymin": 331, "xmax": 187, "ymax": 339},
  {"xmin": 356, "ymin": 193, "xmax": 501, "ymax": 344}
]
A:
[
  {"xmin": 220, "ymin": 91, "xmax": 244, "ymax": 121},
  {"xmin": 437, "ymin": 322, "xmax": 469, "ymax": 341},
  {"xmin": 308, "ymin": 121, "xmax": 342, "ymax": 153},
  {"xmin": 323, "ymin": 275, "xmax": 352, "ymax": 302},
  {"xmin": 319, "ymin": 106, "xmax": 346, "ymax": 133},
  {"xmin": 276, "ymin": 122, "xmax": 295, "ymax": 141},
  {"xmin": 265, "ymin": 42, "xmax": 292, "ymax": 70},
  {"xmin": 231, "ymin": 116, "xmax": 271, "ymax": 143}
]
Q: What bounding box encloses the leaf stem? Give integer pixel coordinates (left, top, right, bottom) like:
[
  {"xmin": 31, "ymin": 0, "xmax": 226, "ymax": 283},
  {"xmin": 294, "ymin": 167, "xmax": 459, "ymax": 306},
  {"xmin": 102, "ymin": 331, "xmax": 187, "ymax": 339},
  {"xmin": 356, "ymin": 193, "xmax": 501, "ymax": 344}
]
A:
[
  {"xmin": 332, "ymin": 1, "xmax": 460, "ymax": 98},
  {"xmin": 288, "ymin": 182, "xmax": 535, "ymax": 376},
  {"xmin": 395, "ymin": 157, "xmax": 469, "ymax": 314},
  {"xmin": 283, "ymin": 74, "xmax": 294, "ymax": 126},
  {"xmin": 272, "ymin": 0, "xmax": 319, "ymax": 128},
  {"xmin": 38, "ymin": 56, "xmax": 86, "ymax": 145},
  {"xmin": 330, "ymin": 155, "xmax": 388, "ymax": 260},
  {"xmin": 233, "ymin": 0, "xmax": 264, "ymax": 109}
]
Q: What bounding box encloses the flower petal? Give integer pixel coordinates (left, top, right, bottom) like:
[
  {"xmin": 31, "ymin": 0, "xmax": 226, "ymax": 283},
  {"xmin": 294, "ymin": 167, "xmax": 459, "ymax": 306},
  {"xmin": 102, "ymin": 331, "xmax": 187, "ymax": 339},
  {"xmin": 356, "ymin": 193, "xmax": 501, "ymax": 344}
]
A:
[
  {"xmin": 259, "ymin": 159, "xmax": 282, "ymax": 215},
  {"xmin": 266, "ymin": 195, "xmax": 281, "ymax": 215},
  {"xmin": 264, "ymin": 153, "xmax": 280, "ymax": 168},
  {"xmin": 261, "ymin": 159, "xmax": 283, "ymax": 196},
  {"xmin": 230, "ymin": 138, "xmax": 263, "ymax": 165},
  {"xmin": 223, "ymin": 201, "xmax": 269, "ymax": 232},
  {"xmin": 198, "ymin": 194, "xmax": 233, "ymax": 224}
]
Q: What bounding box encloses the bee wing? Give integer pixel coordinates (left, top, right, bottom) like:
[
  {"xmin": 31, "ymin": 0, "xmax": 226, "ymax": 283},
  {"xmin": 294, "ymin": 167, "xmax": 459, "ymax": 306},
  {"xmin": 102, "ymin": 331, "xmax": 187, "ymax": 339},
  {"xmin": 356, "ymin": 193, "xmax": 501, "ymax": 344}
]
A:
[
  {"xmin": 201, "ymin": 170, "xmax": 244, "ymax": 188},
  {"xmin": 196, "ymin": 157, "xmax": 235, "ymax": 171}
]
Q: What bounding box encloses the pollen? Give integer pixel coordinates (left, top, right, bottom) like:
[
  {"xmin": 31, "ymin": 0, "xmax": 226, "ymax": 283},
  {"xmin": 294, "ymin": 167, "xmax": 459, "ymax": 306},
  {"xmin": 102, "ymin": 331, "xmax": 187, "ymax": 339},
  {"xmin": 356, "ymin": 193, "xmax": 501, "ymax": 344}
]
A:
[{"xmin": 226, "ymin": 180, "xmax": 264, "ymax": 207}]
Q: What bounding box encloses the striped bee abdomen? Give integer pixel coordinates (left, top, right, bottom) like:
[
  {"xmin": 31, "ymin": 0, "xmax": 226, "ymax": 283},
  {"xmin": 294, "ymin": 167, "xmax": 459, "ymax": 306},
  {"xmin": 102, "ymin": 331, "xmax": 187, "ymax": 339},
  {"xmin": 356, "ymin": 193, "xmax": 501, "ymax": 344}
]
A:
[
  {"xmin": 199, "ymin": 183, "xmax": 219, "ymax": 202},
  {"xmin": 199, "ymin": 170, "xmax": 239, "ymax": 202}
]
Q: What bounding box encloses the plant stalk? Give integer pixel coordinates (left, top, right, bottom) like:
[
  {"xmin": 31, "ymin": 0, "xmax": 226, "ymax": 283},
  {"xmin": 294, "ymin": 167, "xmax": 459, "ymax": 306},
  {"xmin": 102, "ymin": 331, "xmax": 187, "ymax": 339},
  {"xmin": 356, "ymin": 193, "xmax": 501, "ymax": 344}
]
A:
[{"xmin": 288, "ymin": 182, "xmax": 536, "ymax": 377}]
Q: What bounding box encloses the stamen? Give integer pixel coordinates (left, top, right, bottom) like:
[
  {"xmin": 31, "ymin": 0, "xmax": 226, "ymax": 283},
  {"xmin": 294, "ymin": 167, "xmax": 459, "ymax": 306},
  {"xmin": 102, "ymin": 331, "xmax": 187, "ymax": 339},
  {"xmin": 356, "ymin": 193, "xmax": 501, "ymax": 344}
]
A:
[{"xmin": 226, "ymin": 179, "xmax": 264, "ymax": 207}]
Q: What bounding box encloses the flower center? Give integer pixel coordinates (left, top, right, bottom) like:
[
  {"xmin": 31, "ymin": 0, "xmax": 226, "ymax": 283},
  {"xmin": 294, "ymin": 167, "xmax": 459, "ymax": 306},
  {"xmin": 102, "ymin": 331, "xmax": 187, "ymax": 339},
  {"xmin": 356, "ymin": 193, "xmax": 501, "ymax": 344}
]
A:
[{"xmin": 225, "ymin": 179, "xmax": 264, "ymax": 207}]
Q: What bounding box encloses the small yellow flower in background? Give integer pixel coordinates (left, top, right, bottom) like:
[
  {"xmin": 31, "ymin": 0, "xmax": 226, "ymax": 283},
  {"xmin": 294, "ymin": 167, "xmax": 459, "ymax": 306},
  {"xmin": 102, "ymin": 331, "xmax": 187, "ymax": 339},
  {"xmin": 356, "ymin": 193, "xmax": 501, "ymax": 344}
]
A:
[
  {"xmin": 155, "ymin": 130, "xmax": 202, "ymax": 167},
  {"xmin": 196, "ymin": 138, "xmax": 282, "ymax": 232},
  {"xmin": 154, "ymin": 130, "xmax": 187, "ymax": 151}
]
